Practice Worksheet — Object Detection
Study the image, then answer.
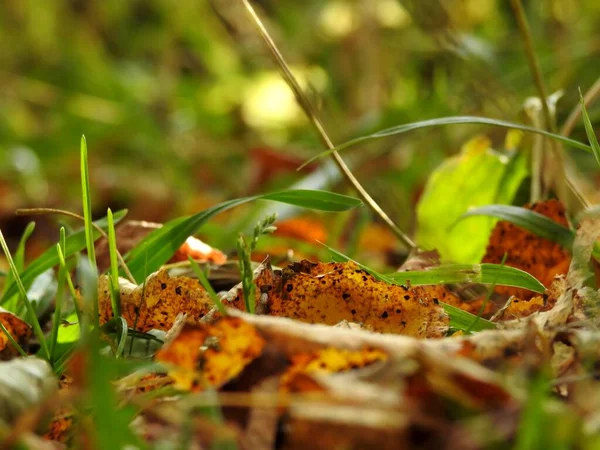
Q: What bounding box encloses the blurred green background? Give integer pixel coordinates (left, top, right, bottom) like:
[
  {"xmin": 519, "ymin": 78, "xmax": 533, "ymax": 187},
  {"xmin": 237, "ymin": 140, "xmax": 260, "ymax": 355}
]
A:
[{"xmin": 1, "ymin": 0, "xmax": 599, "ymax": 262}]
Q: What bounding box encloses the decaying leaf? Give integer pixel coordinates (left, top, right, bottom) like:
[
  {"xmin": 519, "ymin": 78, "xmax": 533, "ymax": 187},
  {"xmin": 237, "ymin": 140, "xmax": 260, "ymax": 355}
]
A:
[
  {"xmin": 42, "ymin": 409, "xmax": 74, "ymax": 444},
  {"xmin": 265, "ymin": 261, "xmax": 449, "ymax": 338},
  {"xmin": 156, "ymin": 317, "xmax": 266, "ymax": 391},
  {"xmin": 0, "ymin": 307, "xmax": 31, "ymax": 360},
  {"xmin": 98, "ymin": 270, "xmax": 215, "ymax": 332},
  {"xmin": 482, "ymin": 199, "xmax": 571, "ymax": 299},
  {"xmin": 281, "ymin": 347, "xmax": 388, "ymax": 391}
]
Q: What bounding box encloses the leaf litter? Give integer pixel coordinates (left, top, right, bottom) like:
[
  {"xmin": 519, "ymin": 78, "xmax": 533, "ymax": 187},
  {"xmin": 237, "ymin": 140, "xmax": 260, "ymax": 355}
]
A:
[{"xmin": 6, "ymin": 200, "xmax": 600, "ymax": 449}]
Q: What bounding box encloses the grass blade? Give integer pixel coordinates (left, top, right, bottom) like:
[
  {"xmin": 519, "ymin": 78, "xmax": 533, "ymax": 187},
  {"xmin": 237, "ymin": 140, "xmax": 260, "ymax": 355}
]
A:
[
  {"xmin": 579, "ymin": 87, "xmax": 600, "ymax": 167},
  {"xmin": 0, "ymin": 230, "xmax": 50, "ymax": 360},
  {"xmin": 126, "ymin": 190, "xmax": 361, "ymax": 282},
  {"xmin": 385, "ymin": 263, "xmax": 545, "ymax": 294},
  {"xmin": 299, "ymin": 116, "xmax": 592, "ymax": 169},
  {"xmin": 107, "ymin": 209, "xmax": 121, "ymax": 317},
  {"xmin": 188, "ymin": 257, "xmax": 227, "ymax": 316},
  {"xmin": 50, "ymin": 228, "xmax": 67, "ymax": 363},
  {"xmin": 57, "ymin": 243, "xmax": 84, "ymax": 325},
  {"xmin": 459, "ymin": 205, "xmax": 575, "ymax": 250},
  {"xmin": 80, "ymin": 135, "xmax": 96, "ymax": 269},
  {"xmin": 443, "ymin": 303, "xmax": 496, "ymax": 331},
  {"xmin": 0, "ymin": 210, "xmax": 127, "ymax": 304},
  {"xmin": 2, "ymin": 222, "xmax": 35, "ymax": 299}
]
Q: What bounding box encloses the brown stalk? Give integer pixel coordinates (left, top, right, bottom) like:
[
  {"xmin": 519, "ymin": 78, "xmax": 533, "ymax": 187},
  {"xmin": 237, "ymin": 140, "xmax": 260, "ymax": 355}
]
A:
[{"xmin": 238, "ymin": 0, "xmax": 416, "ymax": 250}]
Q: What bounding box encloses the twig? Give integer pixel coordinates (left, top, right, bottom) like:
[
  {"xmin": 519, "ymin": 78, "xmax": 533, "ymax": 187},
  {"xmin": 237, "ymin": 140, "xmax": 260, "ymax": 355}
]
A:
[
  {"xmin": 561, "ymin": 77, "xmax": 600, "ymax": 137},
  {"xmin": 16, "ymin": 207, "xmax": 136, "ymax": 283},
  {"xmin": 238, "ymin": 0, "xmax": 416, "ymax": 250}
]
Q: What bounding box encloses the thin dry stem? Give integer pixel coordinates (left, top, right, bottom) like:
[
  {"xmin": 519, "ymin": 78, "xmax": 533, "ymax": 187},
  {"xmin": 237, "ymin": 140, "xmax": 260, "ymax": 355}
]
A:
[
  {"xmin": 239, "ymin": 0, "xmax": 416, "ymax": 250},
  {"xmin": 510, "ymin": 0, "xmax": 555, "ymax": 133},
  {"xmin": 16, "ymin": 207, "xmax": 136, "ymax": 283}
]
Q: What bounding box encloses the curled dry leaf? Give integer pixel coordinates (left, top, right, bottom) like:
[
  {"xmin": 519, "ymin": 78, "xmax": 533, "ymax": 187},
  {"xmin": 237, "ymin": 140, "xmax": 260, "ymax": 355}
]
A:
[
  {"xmin": 0, "ymin": 307, "xmax": 31, "ymax": 360},
  {"xmin": 98, "ymin": 270, "xmax": 215, "ymax": 332},
  {"xmin": 156, "ymin": 317, "xmax": 266, "ymax": 391},
  {"xmin": 482, "ymin": 199, "xmax": 571, "ymax": 300},
  {"xmin": 266, "ymin": 261, "xmax": 449, "ymax": 338}
]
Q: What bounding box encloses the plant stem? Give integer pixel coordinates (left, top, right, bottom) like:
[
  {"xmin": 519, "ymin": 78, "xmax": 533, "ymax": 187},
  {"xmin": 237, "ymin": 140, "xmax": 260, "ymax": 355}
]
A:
[
  {"xmin": 238, "ymin": 0, "xmax": 416, "ymax": 250},
  {"xmin": 510, "ymin": 0, "xmax": 555, "ymax": 133}
]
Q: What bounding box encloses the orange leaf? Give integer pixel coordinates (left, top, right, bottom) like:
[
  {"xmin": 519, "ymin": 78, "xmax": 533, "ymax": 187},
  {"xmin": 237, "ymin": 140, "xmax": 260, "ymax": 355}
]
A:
[
  {"xmin": 0, "ymin": 308, "xmax": 31, "ymax": 359},
  {"xmin": 482, "ymin": 199, "xmax": 571, "ymax": 299},
  {"xmin": 98, "ymin": 270, "xmax": 215, "ymax": 332},
  {"xmin": 281, "ymin": 347, "xmax": 388, "ymax": 392},
  {"xmin": 156, "ymin": 317, "xmax": 266, "ymax": 391},
  {"xmin": 265, "ymin": 261, "xmax": 449, "ymax": 338}
]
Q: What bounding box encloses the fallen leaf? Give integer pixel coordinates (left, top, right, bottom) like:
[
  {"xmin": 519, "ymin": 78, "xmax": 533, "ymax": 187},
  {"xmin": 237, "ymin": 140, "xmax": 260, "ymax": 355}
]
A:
[
  {"xmin": 482, "ymin": 199, "xmax": 571, "ymax": 299},
  {"xmin": 170, "ymin": 236, "xmax": 227, "ymax": 265},
  {"xmin": 156, "ymin": 317, "xmax": 266, "ymax": 391},
  {"xmin": 0, "ymin": 307, "xmax": 31, "ymax": 360},
  {"xmin": 265, "ymin": 261, "xmax": 449, "ymax": 338},
  {"xmin": 98, "ymin": 270, "xmax": 215, "ymax": 332},
  {"xmin": 281, "ymin": 347, "xmax": 388, "ymax": 391}
]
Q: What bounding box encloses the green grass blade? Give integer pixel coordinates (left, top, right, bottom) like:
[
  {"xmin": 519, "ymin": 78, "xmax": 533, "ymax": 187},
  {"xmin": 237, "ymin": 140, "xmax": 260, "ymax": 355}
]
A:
[
  {"xmin": 188, "ymin": 257, "xmax": 227, "ymax": 316},
  {"xmin": 260, "ymin": 190, "xmax": 362, "ymax": 211},
  {"xmin": 1, "ymin": 210, "xmax": 127, "ymax": 304},
  {"xmin": 115, "ymin": 317, "xmax": 128, "ymax": 358},
  {"xmin": 2, "ymin": 221, "xmax": 35, "ymax": 299},
  {"xmin": 107, "ymin": 209, "xmax": 121, "ymax": 317},
  {"xmin": 579, "ymin": 87, "xmax": 600, "ymax": 167},
  {"xmin": 0, "ymin": 322, "xmax": 28, "ymax": 357},
  {"xmin": 299, "ymin": 116, "xmax": 592, "ymax": 169},
  {"xmin": 0, "ymin": 230, "xmax": 50, "ymax": 360},
  {"xmin": 459, "ymin": 205, "xmax": 575, "ymax": 250},
  {"xmin": 57, "ymin": 244, "xmax": 83, "ymax": 325},
  {"xmin": 126, "ymin": 190, "xmax": 361, "ymax": 282},
  {"xmin": 80, "ymin": 135, "xmax": 96, "ymax": 269},
  {"xmin": 443, "ymin": 303, "xmax": 496, "ymax": 331},
  {"xmin": 385, "ymin": 263, "xmax": 545, "ymax": 293},
  {"xmin": 50, "ymin": 228, "xmax": 67, "ymax": 363}
]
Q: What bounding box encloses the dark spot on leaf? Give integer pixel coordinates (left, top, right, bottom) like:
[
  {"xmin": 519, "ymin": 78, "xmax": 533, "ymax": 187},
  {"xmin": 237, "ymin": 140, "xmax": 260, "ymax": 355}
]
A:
[
  {"xmin": 286, "ymin": 284, "xmax": 293, "ymax": 292},
  {"xmin": 161, "ymin": 283, "xmax": 167, "ymax": 290},
  {"xmin": 175, "ymin": 286, "xmax": 182, "ymax": 295},
  {"xmin": 381, "ymin": 311, "xmax": 388, "ymax": 319},
  {"xmin": 342, "ymin": 293, "xmax": 350, "ymax": 300}
]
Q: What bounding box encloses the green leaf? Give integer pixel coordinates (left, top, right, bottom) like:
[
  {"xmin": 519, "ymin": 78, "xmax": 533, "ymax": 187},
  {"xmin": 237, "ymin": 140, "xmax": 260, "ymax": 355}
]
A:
[
  {"xmin": 416, "ymin": 136, "xmax": 528, "ymax": 263},
  {"xmin": 126, "ymin": 190, "xmax": 361, "ymax": 282},
  {"xmin": 385, "ymin": 263, "xmax": 545, "ymax": 293},
  {"xmin": 299, "ymin": 116, "xmax": 592, "ymax": 169},
  {"xmin": 459, "ymin": 204, "xmax": 575, "ymax": 250},
  {"xmin": 0, "ymin": 210, "xmax": 127, "ymax": 304},
  {"xmin": 579, "ymin": 88, "xmax": 600, "ymax": 167}
]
